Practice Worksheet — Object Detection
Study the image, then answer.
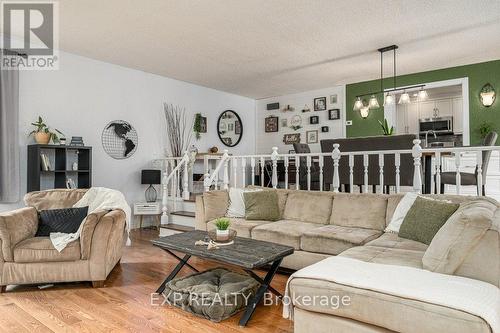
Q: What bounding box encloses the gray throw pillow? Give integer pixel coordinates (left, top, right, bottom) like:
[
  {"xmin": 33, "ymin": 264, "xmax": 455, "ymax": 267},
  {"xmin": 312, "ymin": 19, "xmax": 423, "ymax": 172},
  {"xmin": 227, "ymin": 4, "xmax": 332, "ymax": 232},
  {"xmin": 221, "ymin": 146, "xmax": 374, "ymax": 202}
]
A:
[
  {"xmin": 243, "ymin": 190, "xmax": 280, "ymax": 221},
  {"xmin": 398, "ymin": 197, "xmax": 459, "ymax": 245},
  {"xmin": 36, "ymin": 206, "xmax": 89, "ymax": 236}
]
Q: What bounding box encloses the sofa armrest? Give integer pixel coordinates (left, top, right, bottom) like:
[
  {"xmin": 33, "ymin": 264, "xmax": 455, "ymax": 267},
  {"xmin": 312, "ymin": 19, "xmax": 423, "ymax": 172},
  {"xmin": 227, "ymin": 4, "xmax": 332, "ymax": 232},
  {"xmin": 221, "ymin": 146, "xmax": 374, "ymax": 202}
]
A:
[
  {"xmin": 88, "ymin": 209, "xmax": 127, "ymax": 281},
  {"xmin": 80, "ymin": 210, "xmax": 109, "ymax": 260},
  {"xmin": 0, "ymin": 207, "xmax": 38, "ymax": 262},
  {"xmin": 195, "ymin": 195, "xmax": 207, "ymax": 231}
]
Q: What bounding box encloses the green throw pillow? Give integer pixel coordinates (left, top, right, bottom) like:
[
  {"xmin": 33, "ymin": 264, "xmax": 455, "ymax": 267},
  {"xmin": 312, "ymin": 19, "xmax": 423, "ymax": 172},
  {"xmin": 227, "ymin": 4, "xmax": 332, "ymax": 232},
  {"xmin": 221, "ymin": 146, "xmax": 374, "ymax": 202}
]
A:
[
  {"xmin": 399, "ymin": 197, "xmax": 459, "ymax": 245},
  {"xmin": 243, "ymin": 190, "xmax": 280, "ymax": 221}
]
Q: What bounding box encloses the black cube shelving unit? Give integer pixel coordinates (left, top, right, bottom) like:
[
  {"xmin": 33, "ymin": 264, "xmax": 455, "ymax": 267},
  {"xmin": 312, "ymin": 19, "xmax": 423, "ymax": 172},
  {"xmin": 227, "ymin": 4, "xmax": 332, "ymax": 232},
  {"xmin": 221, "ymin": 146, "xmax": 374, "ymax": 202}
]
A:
[{"xmin": 27, "ymin": 144, "xmax": 92, "ymax": 192}]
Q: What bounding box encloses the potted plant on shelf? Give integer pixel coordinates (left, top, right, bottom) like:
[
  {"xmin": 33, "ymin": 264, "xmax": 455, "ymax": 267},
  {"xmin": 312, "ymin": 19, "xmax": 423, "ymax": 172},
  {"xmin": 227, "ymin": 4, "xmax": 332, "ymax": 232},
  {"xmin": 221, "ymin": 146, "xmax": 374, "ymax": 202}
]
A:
[
  {"xmin": 214, "ymin": 217, "xmax": 231, "ymax": 241},
  {"xmin": 29, "ymin": 116, "xmax": 64, "ymax": 144},
  {"xmin": 378, "ymin": 118, "xmax": 394, "ymax": 136}
]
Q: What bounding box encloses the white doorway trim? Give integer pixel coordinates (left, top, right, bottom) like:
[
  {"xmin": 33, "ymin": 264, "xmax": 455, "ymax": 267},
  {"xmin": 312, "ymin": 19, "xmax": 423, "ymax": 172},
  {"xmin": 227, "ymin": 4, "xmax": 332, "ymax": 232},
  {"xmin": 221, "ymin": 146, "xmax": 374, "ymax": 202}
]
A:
[{"xmin": 384, "ymin": 77, "xmax": 470, "ymax": 145}]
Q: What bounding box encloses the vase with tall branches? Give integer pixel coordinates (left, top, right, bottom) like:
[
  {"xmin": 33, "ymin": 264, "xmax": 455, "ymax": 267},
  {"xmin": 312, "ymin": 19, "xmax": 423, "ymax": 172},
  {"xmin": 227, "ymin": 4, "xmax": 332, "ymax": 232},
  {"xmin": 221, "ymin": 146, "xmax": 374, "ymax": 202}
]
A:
[{"xmin": 163, "ymin": 103, "xmax": 193, "ymax": 158}]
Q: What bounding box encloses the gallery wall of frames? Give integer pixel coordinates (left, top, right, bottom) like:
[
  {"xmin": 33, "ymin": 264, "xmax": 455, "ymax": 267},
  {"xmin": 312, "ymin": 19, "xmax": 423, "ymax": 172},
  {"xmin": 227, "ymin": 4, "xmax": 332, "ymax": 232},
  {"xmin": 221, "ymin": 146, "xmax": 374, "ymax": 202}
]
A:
[{"xmin": 255, "ymin": 85, "xmax": 345, "ymax": 154}]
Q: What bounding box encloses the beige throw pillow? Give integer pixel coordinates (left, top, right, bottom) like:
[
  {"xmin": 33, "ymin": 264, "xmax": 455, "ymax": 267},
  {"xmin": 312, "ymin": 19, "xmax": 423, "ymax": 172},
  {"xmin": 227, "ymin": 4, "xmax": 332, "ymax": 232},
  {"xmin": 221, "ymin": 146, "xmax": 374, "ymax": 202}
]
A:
[
  {"xmin": 422, "ymin": 199, "xmax": 497, "ymax": 274},
  {"xmin": 203, "ymin": 191, "xmax": 229, "ymax": 221}
]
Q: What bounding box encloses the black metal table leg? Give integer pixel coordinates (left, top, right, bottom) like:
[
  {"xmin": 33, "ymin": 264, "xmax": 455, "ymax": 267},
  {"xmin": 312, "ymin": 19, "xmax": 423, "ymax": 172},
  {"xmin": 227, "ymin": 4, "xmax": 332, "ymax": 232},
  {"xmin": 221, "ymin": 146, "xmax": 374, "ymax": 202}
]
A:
[
  {"xmin": 244, "ymin": 269, "xmax": 283, "ymax": 298},
  {"xmin": 239, "ymin": 258, "xmax": 282, "ymax": 327},
  {"xmin": 164, "ymin": 249, "xmax": 199, "ymax": 274},
  {"xmin": 156, "ymin": 254, "xmax": 191, "ymax": 294}
]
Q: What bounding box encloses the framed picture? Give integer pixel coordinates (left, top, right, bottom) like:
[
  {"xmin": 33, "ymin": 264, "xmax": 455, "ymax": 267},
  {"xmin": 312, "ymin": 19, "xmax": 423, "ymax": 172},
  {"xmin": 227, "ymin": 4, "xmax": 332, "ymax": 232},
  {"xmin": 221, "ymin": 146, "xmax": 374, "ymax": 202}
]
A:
[
  {"xmin": 328, "ymin": 108, "xmax": 340, "ymax": 120},
  {"xmin": 266, "ymin": 102, "xmax": 280, "ymax": 110},
  {"xmin": 199, "ymin": 116, "xmax": 207, "ymax": 133},
  {"xmin": 265, "ymin": 116, "xmax": 279, "ymax": 132},
  {"xmin": 280, "ymin": 118, "xmax": 288, "ymax": 128},
  {"xmin": 314, "ymin": 97, "xmax": 327, "ymax": 111},
  {"xmin": 330, "ymin": 94, "xmax": 338, "ymax": 104},
  {"xmin": 306, "ymin": 130, "xmax": 318, "ymax": 144},
  {"xmin": 310, "ymin": 115, "xmax": 319, "ymax": 124},
  {"xmin": 283, "ymin": 133, "xmax": 301, "ymax": 145},
  {"xmin": 288, "ymin": 150, "xmax": 296, "ymax": 154},
  {"xmin": 235, "ymin": 120, "xmax": 241, "ymax": 134},
  {"xmin": 321, "ymin": 126, "xmax": 329, "ymax": 133}
]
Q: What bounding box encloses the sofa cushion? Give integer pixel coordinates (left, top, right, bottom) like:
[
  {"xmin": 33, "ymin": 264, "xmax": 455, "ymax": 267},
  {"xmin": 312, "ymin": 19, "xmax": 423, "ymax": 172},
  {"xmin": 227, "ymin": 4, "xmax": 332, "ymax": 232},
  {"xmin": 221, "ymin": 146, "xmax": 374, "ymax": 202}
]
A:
[
  {"xmin": 339, "ymin": 246, "xmax": 425, "ymax": 268},
  {"xmin": 24, "ymin": 189, "xmax": 88, "ymax": 210},
  {"xmin": 14, "ymin": 237, "xmax": 81, "ymax": 263},
  {"xmin": 301, "ymin": 225, "xmax": 382, "ymax": 255},
  {"xmin": 203, "ymin": 190, "xmax": 229, "ymax": 221},
  {"xmin": 365, "ymin": 232, "xmax": 428, "ymax": 252},
  {"xmin": 243, "ymin": 190, "xmax": 280, "ymax": 221},
  {"xmin": 398, "ymin": 197, "xmax": 459, "ymax": 245},
  {"xmin": 207, "ymin": 218, "xmax": 270, "ymax": 238},
  {"xmin": 251, "ymin": 220, "xmax": 313, "ymax": 249},
  {"xmin": 422, "ymin": 198, "xmax": 498, "ymax": 274},
  {"xmin": 283, "ymin": 192, "xmax": 333, "ymax": 224},
  {"xmin": 330, "ymin": 193, "xmax": 387, "ymax": 231},
  {"xmin": 288, "ymin": 278, "xmax": 491, "ymax": 333}
]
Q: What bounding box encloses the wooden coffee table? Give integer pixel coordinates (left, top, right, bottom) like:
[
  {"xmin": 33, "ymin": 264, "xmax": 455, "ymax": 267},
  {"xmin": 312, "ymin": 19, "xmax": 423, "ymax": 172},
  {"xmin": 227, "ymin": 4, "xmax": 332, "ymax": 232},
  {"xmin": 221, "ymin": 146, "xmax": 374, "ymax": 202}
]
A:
[{"xmin": 152, "ymin": 230, "xmax": 294, "ymax": 326}]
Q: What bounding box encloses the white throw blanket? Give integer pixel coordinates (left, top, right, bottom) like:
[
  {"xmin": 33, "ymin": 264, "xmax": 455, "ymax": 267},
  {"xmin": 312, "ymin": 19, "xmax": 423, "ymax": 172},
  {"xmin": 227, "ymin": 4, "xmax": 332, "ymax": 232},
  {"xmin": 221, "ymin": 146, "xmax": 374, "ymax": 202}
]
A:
[
  {"xmin": 50, "ymin": 187, "xmax": 132, "ymax": 252},
  {"xmin": 283, "ymin": 256, "xmax": 500, "ymax": 333}
]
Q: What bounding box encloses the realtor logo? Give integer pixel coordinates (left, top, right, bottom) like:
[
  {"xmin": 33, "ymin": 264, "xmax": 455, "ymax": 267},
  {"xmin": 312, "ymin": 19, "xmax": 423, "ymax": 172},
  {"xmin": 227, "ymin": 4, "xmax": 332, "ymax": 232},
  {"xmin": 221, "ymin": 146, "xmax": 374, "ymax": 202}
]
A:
[{"xmin": 1, "ymin": 1, "xmax": 59, "ymax": 70}]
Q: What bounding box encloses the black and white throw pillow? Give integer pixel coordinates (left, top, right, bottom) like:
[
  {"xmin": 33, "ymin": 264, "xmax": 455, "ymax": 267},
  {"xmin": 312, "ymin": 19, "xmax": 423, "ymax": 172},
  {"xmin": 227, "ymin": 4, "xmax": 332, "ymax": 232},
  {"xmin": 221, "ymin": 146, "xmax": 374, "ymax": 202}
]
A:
[{"xmin": 36, "ymin": 207, "xmax": 89, "ymax": 237}]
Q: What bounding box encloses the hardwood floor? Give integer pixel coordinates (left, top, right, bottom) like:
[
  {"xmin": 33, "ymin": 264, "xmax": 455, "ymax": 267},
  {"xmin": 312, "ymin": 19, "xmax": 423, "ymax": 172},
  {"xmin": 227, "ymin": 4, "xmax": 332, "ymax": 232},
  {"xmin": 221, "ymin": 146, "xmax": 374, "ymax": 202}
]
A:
[{"xmin": 0, "ymin": 229, "xmax": 294, "ymax": 333}]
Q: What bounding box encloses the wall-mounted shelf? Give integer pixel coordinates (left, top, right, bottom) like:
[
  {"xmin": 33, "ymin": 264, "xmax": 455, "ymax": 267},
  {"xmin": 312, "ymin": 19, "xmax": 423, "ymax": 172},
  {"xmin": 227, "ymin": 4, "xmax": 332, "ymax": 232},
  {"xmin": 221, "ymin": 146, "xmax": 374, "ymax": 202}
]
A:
[{"xmin": 27, "ymin": 144, "xmax": 93, "ymax": 192}]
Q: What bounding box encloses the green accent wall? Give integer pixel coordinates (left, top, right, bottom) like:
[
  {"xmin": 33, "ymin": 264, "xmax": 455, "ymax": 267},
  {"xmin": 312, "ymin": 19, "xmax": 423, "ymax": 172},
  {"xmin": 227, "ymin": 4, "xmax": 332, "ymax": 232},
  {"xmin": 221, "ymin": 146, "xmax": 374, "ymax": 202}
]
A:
[{"xmin": 346, "ymin": 59, "xmax": 500, "ymax": 145}]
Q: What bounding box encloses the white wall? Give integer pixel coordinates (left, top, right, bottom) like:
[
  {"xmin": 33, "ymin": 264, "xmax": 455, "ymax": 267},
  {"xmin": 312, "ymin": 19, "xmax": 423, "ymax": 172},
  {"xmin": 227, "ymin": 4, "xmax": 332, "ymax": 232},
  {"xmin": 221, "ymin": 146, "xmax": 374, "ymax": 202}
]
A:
[
  {"xmin": 255, "ymin": 86, "xmax": 345, "ymax": 154},
  {"xmin": 0, "ymin": 51, "xmax": 256, "ymax": 224}
]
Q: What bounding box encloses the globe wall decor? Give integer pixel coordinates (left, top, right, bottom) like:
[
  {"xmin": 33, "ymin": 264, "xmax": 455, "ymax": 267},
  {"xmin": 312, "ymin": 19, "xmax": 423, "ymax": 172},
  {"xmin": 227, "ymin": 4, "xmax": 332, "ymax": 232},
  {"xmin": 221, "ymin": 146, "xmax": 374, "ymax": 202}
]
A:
[{"xmin": 101, "ymin": 120, "xmax": 138, "ymax": 159}]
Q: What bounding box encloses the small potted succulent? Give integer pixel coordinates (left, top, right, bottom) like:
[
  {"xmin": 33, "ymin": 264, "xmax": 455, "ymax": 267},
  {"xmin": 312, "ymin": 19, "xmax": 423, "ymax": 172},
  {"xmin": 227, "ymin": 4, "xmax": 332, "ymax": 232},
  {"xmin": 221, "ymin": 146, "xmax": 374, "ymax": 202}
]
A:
[
  {"xmin": 214, "ymin": 218, "xmax": 231, "ymax": 241},
  {"xmin": 29, "ymin": 116, "xmax": 65, "ymax": 144}
]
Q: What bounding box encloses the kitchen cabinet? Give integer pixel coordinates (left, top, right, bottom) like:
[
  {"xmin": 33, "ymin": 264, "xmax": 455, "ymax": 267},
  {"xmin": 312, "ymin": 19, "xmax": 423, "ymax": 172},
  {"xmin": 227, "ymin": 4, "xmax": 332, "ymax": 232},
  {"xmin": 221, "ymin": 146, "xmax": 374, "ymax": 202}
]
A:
[
  {"xmin": 452, "ymin": 97, "xmax": 463, "ymax": 133},
  {"xmin": 396, "ymin": 103, "xmax": 419, "ymax": 134}
]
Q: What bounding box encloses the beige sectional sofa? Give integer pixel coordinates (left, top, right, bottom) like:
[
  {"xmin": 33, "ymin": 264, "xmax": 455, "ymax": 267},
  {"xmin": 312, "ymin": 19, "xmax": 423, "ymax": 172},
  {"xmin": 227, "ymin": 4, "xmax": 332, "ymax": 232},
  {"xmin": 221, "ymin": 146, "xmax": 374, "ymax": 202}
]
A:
[{"xmin": 196, "ymin": 188, "xmax": 500, "ymax": 333}]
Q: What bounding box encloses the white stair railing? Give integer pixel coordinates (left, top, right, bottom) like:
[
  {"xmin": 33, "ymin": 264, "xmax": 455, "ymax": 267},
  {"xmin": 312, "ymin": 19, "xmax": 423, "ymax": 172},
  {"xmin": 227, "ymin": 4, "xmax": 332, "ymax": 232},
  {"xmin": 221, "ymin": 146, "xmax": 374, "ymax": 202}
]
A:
[
  {"xmin": 160, "ymin": 151, "xmax": 191, "ymax": 225},
  {"xmin": 198, "ymin": 141, "xmax": 499, "ymax": 198}
]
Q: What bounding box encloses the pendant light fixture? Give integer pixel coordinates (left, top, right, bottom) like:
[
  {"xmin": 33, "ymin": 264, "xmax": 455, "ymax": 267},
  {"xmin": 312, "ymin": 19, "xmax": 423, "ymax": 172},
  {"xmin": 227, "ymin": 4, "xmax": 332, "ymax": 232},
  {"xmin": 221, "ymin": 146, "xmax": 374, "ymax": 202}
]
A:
[
  {"xmin": 353, "ymin": 97, "xmax": 363, "ymax": 111},
  {"xmin": 354, "ymin": 45, "xmax": 427, "ymax": 112},
  {"xmin": 398, "ymin": 91, "xmax": 411, "ymax": 104}
]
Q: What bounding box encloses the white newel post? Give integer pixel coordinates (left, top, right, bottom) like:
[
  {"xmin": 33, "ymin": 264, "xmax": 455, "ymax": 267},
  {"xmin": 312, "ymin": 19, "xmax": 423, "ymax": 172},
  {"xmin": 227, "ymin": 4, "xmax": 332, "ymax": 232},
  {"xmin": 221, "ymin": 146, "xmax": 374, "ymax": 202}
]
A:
[
  {"xmin": 332, "ymin": 144, "xmax": 341, "ymax": 193},
  {"xmin": 476, "ymin": 151, "xmax": 483, "ymax": 196},
  {"xmin": 306, "ymin": 155, "xmax": 312, "ymax": 191},
  {"xmin": 223, "ymin": 150, "xmax": 229, "ymax": 190},
  {"xmin": 203, "ymin": 172, "xmax": 211, "ymax": 192},
  {"xmin": 241, "ymin": 157, "xmax": 246, "ymax": 188},
  {"xmin": 319, "ymin": 155, "xmax": 324, "ymax": 192},
  {"xmin": 348, "ymin": 154, "xmax": 354, "ymax": 193},
  {"xmin": 271, "ymin": 147, "xmax": 279, "ymax": 189},
  {"xmin": 284, "ymin": 156, "xmax": 289, "ymax": 190},
  {"xmin": 435, "ymin": 151, "xmax": 441, "ymax": 194},
  {"xmin": 251, "ymin": 157, "xmax": 256, "ymax": 186},
  {"xmin": 363, "ymin": 154, "xmax": 369, "ymax": 193},
  {"xmin": 295, "ymin": 156, "xmax": 300, "ymax": 190},
  {"xmin": 182, "ymin": 152, "xmax": 190, "ymax": 200},
  {"xmin": 395, "ymin": 153, "xmax": 401, "ymax": 193},
  {"xmin": 378, "ymin": 153, "xmax": 384, "ymax": 194},
  {"xmin": 412, "ymin": 139, "xmax": 423, "ymax": 193},
  {"xmin": 455, "ymin": 152, "xmax": 462, "ymax": 195},
  {"xmin": 161, "ymin": 162, "xmax": 169, "ymax": 225}
]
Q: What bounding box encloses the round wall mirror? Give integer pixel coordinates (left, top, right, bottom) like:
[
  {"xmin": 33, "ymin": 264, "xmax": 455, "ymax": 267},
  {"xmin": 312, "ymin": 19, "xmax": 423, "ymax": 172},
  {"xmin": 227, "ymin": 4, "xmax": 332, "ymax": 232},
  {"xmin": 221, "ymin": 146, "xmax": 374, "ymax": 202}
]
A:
[{"xmin": 217, "ymin": 110, "xmax": 243, "ymax": 147}]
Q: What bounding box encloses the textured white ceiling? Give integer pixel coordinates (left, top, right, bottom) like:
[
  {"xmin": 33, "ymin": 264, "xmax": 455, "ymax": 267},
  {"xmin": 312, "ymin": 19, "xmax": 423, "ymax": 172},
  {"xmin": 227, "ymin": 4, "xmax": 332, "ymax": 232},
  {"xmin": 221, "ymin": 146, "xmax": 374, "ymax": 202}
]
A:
[{"xmin": 12, "ymin": 0, "xmax": 500, "ymax": 98}]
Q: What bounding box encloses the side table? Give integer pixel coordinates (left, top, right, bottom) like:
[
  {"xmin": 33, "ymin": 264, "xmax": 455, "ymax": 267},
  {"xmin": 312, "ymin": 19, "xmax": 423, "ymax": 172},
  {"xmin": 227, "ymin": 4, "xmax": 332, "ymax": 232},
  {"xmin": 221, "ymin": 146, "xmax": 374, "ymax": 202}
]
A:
[{"xmin": 134, "ymin": 202, "xmax": 162, "ymax": 229}]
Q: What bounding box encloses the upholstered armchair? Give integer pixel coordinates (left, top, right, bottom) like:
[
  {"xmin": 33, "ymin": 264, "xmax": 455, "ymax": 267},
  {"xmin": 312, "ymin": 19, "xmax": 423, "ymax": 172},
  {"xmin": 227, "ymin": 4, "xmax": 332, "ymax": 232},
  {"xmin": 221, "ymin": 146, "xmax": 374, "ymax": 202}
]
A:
[{"xmin": 0, "ymin": 189, "xmax": 127, "ymax": 292}]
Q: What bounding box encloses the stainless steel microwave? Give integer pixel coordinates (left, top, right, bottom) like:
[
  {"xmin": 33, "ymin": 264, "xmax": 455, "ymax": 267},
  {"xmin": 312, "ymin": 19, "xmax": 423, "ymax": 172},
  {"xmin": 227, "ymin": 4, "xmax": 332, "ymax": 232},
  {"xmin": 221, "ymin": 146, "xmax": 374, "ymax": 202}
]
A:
[{"xmin": 419, "ymin": 116, "xmax": 453, "ymax": 135}]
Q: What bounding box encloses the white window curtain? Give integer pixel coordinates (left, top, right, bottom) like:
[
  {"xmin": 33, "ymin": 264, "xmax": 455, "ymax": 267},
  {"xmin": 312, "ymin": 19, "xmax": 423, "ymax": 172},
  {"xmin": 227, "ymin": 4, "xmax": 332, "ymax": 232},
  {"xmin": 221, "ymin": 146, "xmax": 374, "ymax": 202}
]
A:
[{"xmin": 0, "ymin": 50, "xmax": 20, "ymax": 202}]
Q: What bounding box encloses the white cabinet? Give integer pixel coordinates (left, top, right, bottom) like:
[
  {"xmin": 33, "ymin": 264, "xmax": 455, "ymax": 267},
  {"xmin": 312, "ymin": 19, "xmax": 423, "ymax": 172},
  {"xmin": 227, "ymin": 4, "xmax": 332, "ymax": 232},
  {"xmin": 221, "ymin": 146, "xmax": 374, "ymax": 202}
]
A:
[
  {"xmin": 434, "ymin": 99, "xmax": 452, "ymax": 117},
  {"xmin": 452, "ymin": 97, "xmax": 463, "ymax": 133},
  {"xmin": 419, "ymin": 101, "xmax": 436, "ymax": 119},
  {"xmin": 396, "ymin": 103, "xmax": 419, "ymax": 134},
  {"xmin": 395, "ymin": 95, "xmax": 462, "ymax": 135}
]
